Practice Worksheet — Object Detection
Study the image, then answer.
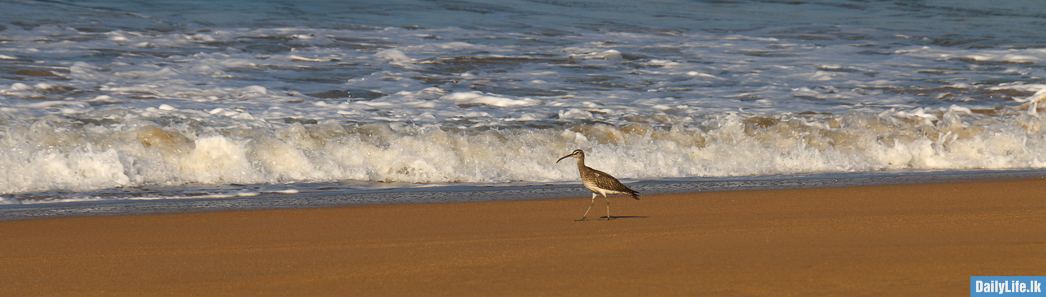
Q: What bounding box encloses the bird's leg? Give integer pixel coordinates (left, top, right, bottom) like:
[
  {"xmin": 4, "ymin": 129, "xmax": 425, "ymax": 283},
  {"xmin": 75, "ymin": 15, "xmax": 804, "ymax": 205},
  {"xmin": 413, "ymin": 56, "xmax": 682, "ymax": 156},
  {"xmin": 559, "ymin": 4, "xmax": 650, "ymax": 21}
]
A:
[
  {"xmin": 602, "ymin": 194, "xmax": 613, "ymax": 220},
  {"xmin": 577, "ymin": 193, "xmax": 597, "ymax": 221}
]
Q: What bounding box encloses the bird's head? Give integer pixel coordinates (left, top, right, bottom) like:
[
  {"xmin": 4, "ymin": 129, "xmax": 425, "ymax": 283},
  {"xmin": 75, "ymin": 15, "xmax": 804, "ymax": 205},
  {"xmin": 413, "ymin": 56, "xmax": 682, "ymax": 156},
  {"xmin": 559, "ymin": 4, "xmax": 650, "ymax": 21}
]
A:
[{"xmin": 556, "ymin": 149, "xmax": 584, "ymax": 163}]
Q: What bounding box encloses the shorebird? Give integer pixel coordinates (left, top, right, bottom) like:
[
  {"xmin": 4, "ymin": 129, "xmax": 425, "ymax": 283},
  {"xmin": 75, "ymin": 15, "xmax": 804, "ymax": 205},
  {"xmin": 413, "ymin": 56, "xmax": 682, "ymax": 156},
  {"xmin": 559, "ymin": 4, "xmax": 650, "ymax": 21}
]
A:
[{"xmin": 556, "ymin": 149, "xmax": 639, "ymax": 221}]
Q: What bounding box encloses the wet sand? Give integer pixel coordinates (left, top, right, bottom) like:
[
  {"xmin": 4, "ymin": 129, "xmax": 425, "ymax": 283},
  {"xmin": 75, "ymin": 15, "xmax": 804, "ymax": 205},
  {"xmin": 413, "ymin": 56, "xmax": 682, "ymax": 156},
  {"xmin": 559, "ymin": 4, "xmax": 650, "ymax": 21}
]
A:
[{"xmin": 3, "ymin": 179, "xmax": 1045, "ymax": 296}]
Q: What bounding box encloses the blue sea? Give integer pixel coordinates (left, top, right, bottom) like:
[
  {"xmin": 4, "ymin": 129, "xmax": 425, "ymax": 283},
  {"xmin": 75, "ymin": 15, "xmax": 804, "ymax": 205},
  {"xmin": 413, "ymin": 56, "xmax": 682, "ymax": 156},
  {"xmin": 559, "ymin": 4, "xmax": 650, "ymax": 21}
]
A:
[{"xmin": 2, "ymin": 0, "xmax": 1046, "ymax": 217}]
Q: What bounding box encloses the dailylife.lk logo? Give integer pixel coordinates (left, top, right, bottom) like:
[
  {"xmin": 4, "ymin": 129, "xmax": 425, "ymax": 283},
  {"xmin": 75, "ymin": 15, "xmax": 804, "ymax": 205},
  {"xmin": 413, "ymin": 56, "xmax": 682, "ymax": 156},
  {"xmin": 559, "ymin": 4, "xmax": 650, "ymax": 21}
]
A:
[{"xmin": 972, "ymin": 277, "xmax": 1045, "ymax": 296}]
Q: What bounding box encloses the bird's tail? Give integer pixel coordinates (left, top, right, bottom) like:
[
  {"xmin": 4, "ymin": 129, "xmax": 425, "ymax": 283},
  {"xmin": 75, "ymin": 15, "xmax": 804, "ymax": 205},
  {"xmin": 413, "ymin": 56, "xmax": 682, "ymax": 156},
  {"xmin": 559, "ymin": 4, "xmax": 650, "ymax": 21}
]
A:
[{"xmin": 631, "ymin": 191, "xmax": 640, "ymax": 200}]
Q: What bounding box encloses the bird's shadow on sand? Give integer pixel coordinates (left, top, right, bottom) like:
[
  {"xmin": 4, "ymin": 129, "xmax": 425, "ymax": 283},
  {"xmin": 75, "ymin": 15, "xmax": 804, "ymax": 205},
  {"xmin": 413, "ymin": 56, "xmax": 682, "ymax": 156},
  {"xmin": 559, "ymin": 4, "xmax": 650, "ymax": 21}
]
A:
[{"xmin": 575, "ymin": 216, "xmax": 648, "ymax": 221}]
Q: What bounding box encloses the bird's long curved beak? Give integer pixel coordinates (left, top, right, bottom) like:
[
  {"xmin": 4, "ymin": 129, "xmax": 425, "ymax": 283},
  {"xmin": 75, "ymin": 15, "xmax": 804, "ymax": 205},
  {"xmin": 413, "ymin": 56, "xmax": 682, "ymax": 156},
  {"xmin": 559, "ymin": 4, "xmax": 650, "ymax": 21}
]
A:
[{"xmin": 556, "ymin": 154, "xmax": 572, "ymax": 163}]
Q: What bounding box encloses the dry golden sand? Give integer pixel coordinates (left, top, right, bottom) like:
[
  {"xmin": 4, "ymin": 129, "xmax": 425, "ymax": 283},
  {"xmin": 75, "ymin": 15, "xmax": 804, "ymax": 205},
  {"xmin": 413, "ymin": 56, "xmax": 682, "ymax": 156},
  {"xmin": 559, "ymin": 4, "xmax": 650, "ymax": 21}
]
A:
[{"xmin": 3, "ymin": 179, "xmax": 1046, "ymax": 296}]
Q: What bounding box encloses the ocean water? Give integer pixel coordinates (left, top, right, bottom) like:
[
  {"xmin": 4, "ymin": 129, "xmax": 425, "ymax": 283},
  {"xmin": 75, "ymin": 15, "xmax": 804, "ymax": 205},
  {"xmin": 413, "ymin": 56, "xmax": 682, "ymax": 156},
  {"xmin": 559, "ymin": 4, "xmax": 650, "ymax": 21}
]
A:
[{"xmin": 2, "ymin": 0, "xmax": 1046, "ymax": 207}]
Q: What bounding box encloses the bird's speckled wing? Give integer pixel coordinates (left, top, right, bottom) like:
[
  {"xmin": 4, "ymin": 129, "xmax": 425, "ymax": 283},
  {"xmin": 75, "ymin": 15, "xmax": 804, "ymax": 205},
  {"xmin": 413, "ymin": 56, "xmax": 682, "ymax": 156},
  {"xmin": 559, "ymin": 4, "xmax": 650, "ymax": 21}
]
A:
[{"xmin": 587, "ymin": 167, "xmax": 640, "ymax": 199}]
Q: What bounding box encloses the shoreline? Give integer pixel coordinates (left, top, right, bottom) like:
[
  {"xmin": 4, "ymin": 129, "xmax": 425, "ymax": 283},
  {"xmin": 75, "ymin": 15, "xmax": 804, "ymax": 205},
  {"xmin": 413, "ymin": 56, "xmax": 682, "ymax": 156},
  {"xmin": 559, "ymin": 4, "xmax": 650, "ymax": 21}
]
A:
[
  {"xmin": 3, "ymin": 179, "xmax": 1046, "ymax": 296},
  {"xmin": 3, "ymin": 169, "xmax": 1044, "ymax": 221}
]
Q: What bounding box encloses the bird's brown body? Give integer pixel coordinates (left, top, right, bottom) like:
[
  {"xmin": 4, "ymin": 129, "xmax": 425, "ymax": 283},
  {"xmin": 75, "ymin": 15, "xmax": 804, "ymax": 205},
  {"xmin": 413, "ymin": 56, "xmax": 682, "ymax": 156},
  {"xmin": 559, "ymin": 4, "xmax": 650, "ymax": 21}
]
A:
[{"xmin": 557, "ymin": 149, "xmax": 639, "ymax": 221}]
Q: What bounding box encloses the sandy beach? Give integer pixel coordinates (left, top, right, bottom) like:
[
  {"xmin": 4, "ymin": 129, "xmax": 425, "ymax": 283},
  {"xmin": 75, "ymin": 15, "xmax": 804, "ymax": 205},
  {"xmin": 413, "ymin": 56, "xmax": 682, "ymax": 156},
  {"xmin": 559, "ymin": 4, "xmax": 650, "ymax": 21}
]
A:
[{"xmin": 3, "ymin": 179, "xmax": 1045, "ymax": 296}]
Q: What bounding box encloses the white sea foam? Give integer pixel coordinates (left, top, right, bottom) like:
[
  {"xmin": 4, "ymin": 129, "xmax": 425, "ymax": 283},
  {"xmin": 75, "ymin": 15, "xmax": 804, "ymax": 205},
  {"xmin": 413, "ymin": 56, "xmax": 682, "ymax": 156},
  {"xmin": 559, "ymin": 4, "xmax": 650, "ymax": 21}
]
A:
[
  {"xmin": 441, "ymin": 92, "xmax": 540, "ymax": 107},
  {"xmin": 1, "ymin": 106, "xmax": 1046, "ymax": 196}
]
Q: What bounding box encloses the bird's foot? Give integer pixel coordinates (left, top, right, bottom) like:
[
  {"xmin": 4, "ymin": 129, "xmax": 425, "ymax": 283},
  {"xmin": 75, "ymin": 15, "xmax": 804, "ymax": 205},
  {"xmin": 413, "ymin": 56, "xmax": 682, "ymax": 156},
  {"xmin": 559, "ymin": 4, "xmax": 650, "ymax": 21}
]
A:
[
  {"xmin": 575, "ymin": 217, "xmax": 588, "ymax": 221},
  {"xmin": 601, "ymin": 216, "xmax": 615, "ymax": 221}
]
